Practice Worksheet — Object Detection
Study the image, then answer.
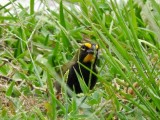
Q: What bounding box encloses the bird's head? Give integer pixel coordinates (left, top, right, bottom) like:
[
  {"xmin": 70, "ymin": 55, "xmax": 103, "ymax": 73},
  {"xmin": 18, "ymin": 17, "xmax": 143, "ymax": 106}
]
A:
[{"xmin": 78, "ymin": 43, "xmax": 99, "ymax": 63}]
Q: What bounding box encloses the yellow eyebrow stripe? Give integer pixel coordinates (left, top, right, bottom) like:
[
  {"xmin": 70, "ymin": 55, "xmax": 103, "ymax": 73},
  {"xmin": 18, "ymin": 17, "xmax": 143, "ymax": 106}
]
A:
[
  {"xmin": 84, "ymin": 43, "xmax": 98, "ymax": 49},
  {"xmin": 95, "ymin": 45, "xmax": 98, "ymax": 49},
  {"xmin": 84, "ymin": 43, "xmax": 92, "ymax": 48}
]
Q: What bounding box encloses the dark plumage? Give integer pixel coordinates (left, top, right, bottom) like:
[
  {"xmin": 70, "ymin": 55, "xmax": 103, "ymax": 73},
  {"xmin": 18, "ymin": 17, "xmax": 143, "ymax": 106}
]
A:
[
  {"xmin": 55, "ymin": 43, "xmax": 99, "ymax": 97},
  {"xmin": 66, "ymin": 43, "xmax": 98, "ymax": 94}
]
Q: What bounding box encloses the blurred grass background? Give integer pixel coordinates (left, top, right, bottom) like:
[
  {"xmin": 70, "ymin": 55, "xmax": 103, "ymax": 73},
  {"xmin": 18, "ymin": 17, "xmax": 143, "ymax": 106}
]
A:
[{"xmin": 0, "ymin": 0, "xmax": 160, "ymax": 119}]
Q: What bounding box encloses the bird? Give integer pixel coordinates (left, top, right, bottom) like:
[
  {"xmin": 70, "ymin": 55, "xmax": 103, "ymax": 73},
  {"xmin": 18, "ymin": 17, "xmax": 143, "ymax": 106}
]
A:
[{"xmin": 55, "ymin": 42, "xmax": 99, "ymax": 98}]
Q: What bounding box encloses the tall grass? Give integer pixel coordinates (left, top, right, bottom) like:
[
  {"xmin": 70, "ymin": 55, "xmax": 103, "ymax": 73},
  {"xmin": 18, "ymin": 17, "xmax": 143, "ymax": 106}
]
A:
[{"xmin": 0, "ymin": 0, "xmax": 159, "ymax": 119}]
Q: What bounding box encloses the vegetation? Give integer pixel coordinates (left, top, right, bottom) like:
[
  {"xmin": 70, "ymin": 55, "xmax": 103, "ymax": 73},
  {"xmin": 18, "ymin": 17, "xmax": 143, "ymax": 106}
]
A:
[{"xmin": 0, "ymin": 0, "xmax": 160, "ymax": 119}]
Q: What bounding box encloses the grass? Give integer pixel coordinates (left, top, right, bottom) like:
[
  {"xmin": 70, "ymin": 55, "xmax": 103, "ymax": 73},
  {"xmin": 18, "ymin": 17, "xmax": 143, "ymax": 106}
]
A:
[{"xmin": 0, "ymin": 0, "xmax": 160, "ymax": 119}]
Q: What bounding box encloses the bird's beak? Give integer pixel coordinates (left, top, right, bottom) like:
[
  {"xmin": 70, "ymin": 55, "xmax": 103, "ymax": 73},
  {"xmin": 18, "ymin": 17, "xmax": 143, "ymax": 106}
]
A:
[
  {"xmin": 86, "ymin": 49, "xmax": 94, "ymax": 54},
  {"xmin": 87, "ymin": 44, "xmax": 98, "ymax": 54}
]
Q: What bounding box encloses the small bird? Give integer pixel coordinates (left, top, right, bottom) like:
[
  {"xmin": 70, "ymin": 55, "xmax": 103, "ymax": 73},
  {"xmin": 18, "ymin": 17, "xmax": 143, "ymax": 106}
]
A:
[{"xmin": 55, "ymin": 42, "xmax": 99, "ymax": 97}]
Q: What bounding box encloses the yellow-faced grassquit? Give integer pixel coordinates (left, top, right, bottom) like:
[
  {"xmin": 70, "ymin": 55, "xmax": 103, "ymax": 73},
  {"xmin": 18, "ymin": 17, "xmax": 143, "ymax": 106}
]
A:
[{"xmin": 55, "ymin": 42, "xmax": 99, "ymax": 97}]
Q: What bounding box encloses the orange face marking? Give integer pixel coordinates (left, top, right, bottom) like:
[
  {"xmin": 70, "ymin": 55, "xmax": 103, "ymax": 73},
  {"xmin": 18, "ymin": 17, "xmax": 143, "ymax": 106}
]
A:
[{"xmin": 83, "ymin": 54, "xmax": 94, "ymax": 62}]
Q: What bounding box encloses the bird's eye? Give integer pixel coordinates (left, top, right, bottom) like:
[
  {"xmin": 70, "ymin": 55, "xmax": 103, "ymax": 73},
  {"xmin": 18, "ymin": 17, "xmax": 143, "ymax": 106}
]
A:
[{"xmin": 81, "ymin": 45, "xmax": 86, "ymax": 51}]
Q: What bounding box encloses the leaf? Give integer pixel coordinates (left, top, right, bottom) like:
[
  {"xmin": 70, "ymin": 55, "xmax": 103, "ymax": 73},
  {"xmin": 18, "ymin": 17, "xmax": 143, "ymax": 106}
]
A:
[
  {"xmin": 74, "ymin": 68, "xmax": 89, "ymax": 94},
  {"xmin": 59, "ymin": 0, "xmax": 72, "ymax": 51},
  {"xmin": 30, "ymin": 0, "xmax": 35, "ymax": 15},
  {"xmin": 6, "ymin": 81, "xmax": 15, "ymax": 96}
]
